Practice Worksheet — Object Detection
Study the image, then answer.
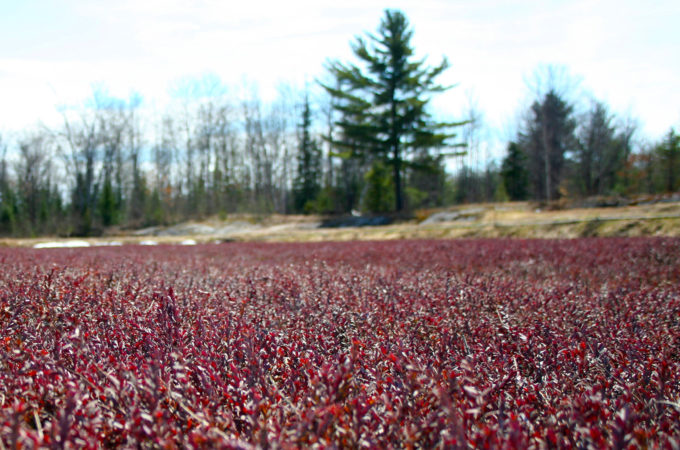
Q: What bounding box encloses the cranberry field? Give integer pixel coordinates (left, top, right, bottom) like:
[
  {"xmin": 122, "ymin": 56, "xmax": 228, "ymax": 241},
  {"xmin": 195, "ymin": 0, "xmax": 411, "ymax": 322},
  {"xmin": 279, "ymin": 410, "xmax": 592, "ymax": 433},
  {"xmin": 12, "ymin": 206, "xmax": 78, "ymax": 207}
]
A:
[{"xmin": 1, "ymin": 238, "xmax": 679, "ymax": 447}]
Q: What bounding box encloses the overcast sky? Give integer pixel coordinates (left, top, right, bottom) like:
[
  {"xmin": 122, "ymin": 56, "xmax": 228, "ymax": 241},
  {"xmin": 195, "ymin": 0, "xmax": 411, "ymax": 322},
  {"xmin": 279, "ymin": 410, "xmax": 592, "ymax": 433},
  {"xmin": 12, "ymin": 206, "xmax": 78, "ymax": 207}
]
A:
[{"xmin": 1, "ymin": 0, "xmax": 678, "ymax": 154}]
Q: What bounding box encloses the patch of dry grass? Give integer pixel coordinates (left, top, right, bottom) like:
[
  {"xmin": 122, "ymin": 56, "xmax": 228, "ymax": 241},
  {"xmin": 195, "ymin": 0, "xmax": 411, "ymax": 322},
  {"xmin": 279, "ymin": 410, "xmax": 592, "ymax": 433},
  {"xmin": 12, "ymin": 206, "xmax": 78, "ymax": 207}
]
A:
[{"xmin": 2, "ymin": 201, "xmax": 680, "ymax": 247}]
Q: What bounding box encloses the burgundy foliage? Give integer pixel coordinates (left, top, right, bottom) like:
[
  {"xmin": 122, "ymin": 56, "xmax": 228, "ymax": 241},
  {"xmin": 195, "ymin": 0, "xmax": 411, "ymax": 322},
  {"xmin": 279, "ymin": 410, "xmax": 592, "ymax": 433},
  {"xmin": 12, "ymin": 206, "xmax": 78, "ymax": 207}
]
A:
[{"xmin": 0, "ymin": 238, "xmax": 679, "ymax": 448}]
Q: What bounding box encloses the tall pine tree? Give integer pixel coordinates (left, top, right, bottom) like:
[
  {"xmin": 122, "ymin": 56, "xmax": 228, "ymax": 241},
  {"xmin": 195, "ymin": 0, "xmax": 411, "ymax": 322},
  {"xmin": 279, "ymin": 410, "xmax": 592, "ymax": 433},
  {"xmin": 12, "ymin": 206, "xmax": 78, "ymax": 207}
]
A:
[
  {"xmin": 657, "ymin": 128, "xmax": 680, "ymax": 193},
  {"xmin": 573, "ymin": 101, "xmax": 632, "ymax": 197},
  {"xmin": 519, "ymin": 90, "xmax": 575, "ymax": 201},
  {"xmin": 501, "ymin": 142, "xmax": 529, "ymax": 201},
  {"xmin": 322, "ymin": 9, "xmax": 464, "ymax": 212},
  {"xmin": 293, "ymin": 94, "xmax": 322, "ymax": 213}
]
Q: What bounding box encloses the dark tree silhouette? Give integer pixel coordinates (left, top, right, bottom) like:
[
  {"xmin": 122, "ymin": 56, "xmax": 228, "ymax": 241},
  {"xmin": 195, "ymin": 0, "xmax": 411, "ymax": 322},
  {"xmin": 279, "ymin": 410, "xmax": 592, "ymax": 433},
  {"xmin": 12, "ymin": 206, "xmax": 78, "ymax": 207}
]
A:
[{"xmin": 322, "ymin": 9, "xmax": 464, "ymax": 212}]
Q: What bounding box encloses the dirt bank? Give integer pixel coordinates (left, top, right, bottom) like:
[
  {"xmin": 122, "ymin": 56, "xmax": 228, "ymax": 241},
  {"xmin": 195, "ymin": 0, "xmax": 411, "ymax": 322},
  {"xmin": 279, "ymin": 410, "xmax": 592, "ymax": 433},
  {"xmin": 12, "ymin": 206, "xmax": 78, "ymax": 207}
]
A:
[{"xmin": 4, "ymin": 201, "xmax": 680, "ymax": 247}]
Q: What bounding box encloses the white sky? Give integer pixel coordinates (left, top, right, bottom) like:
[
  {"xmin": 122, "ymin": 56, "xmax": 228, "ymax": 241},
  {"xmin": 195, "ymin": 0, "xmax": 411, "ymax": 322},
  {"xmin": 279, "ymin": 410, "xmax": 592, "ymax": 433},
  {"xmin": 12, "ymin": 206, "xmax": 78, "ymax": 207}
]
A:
[{"xmin": 1, "ymin": 0, "xmax": 678, "ymax": 156}]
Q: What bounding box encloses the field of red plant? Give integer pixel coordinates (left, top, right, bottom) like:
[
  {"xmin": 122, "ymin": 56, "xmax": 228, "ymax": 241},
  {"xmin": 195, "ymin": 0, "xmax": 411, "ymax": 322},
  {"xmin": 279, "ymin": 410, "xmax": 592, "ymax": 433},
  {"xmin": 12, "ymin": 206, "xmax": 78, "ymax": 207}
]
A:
[{"xmin": 0, "ymin": 238, "xmax": 679, "ymax": 448}]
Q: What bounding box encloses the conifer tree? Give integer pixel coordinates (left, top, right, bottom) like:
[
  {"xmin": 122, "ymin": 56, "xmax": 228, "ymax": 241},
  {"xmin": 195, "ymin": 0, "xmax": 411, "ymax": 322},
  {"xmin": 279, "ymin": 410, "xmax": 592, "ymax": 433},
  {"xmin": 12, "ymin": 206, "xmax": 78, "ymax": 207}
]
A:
[
  {"xmin": 293, "ymin": 94, "xmax": 322, "ymax": 213},
  {"xmin": 519, "ymin": 90, "xmax": 575, "ymax": 201},
  {"xmin": 657, "ymin": 128, "xmax": 679, "ymax": 193},
  {"xmin": 322, "ymin": 9, "xmax": 464, "ymax": 212},
  {"xmin": 501, "ymin": 142, "xmax": 529, "ymax": 201}
]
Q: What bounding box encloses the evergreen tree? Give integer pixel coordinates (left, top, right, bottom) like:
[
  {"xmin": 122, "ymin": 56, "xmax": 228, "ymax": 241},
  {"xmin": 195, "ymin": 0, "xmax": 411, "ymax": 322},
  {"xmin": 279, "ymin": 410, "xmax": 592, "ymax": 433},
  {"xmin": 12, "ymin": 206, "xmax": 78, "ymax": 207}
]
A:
[
  {"xmin": 0, "ymin": 184, "xmax": 17, "ymax": 235},
  {"xmin": 363, "ymin": 161, "xmax": 394, "ymax": 213},
  {"xmin": 519, "ymin": 90, "xmax": 575, "ymax": 201},
  {"xmin": 322, "ymin": 9, "xmax": 464, "ymax": 212},
  {"xmin": 146, "ymin": 187, "xmax": 165, "ymax": 226},
  {"xmin": 657, "ymin": 128, "xmax": 679, "ymax": 192},
  {"xmin": 501, "ymin": 142, "xmax": 529, "ymax": 200},
  {"xmin": 128, "ymin": 171, "xmax": 148, "ymax": 225},
  {"xmin": 293, "ymin": 94, "xmax": 322, "ymax": 213},
  {"xmin": 407, "ymin": 152, "xmax": 447, "ymax": 208},
  {"xmin": 573, "ymin": 101, "xmax": 632, "ymax": 197},
  {"xmin": 0, "ymin": 136, "xmax": 17, "ymax": 235},
  {"xmin": 98, "ymin": 176, "xmax": 117, "ymax": 227}
]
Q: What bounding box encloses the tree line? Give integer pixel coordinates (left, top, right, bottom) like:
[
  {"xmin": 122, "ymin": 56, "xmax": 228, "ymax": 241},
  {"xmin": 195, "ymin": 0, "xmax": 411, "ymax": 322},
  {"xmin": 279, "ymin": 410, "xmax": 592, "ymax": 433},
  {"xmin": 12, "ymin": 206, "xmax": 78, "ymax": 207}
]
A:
[
  {"xmin": 498, "ymin": 84, "xmax": 679, "ymax": 204},
  {"xmin": 450, "ymin": 66, "xmax": 679, "ymax": 206},
  {"xmin": 1, "ymin": 84, "xmax": 302, "ymax": 236},
  {"xmin": 0, "ymin": 10, "xmax": 678, "ymax": 237}
]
